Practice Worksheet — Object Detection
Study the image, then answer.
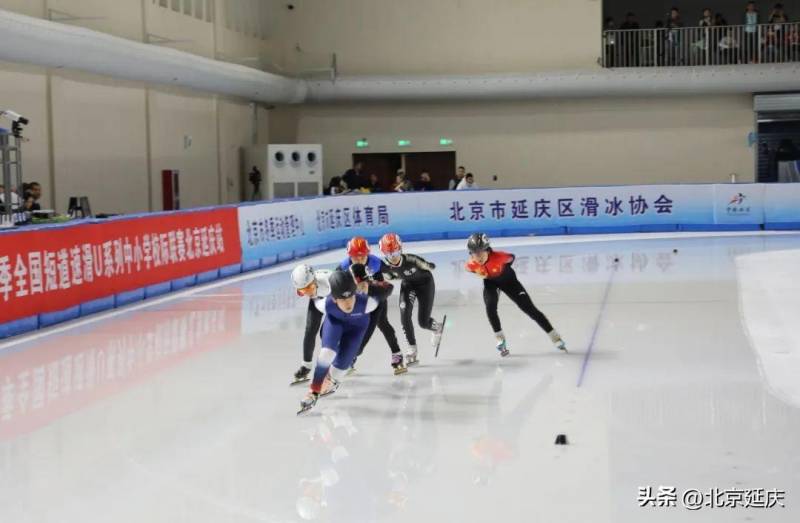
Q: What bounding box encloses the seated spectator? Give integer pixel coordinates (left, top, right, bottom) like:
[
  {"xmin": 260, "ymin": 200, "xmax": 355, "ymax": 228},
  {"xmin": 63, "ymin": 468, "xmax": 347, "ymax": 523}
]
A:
[
  {"xmin": 326, "ymin": 176, "xmax": 343, "ymax": 195},
  {"xmin": 22, "ymin": 182, "xmax": 42, "ymax": 211},
  {"xmin": 393, "ymin": 171, "xmax": 413, "ymax": 192},
  {"xmin": 449, "ymin": 165, "xmax": 466, "ymax": 190},
  {"xmin": 364, "ymin": 173, "xmax": 383, "ymax": 193},
  {"xmin": 342, "ymin": 161, "xmax": 365, "ymax": 191},
  {"xmin": 719, "ymin": 29, "xmax": 739, "ymax": 64},
  {"xmin": 417, "ymin": 171, "xmax": 434, "ymax": 191},
  {"xmin": 456, "ymin": 172, "xmax": 479, "ymax": 190},
  {"xmin": 0, "ymin": 184, "xmax": 21, "ymax": 209}
]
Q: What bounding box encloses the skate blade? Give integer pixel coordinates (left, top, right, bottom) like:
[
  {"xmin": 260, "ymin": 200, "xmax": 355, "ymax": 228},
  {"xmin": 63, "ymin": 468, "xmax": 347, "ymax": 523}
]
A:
[
  {"xmin": 406, "ymin": 359, "xmax": 419, "ymax": 367},
  {"xmin": 434, "ymin": 314, "xmax": 447, "ymax": 358},
  {"xmin": 393, "ymin": 367, "xmax": 409, "ymax": 375},
  {"xmin": 499, "ymin": 349, "xmax": 510, "ymax": 357},
  {"xmin": 320, "ymin": 388, "xmax": 338, "ymax": 398},
  {"xmin": 290, "ymin": 377, "xmax": 310, "ymax": 386},
  {"xmin": 297, "ymin": 404, "xmax": 315, "ymax": 415}
]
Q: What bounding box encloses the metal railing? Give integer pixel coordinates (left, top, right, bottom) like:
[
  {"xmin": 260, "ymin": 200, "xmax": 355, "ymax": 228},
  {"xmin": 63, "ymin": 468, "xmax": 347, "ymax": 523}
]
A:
[{"xmin": 603, "ymin": 22, "xmax": 800, "ymax": 68}]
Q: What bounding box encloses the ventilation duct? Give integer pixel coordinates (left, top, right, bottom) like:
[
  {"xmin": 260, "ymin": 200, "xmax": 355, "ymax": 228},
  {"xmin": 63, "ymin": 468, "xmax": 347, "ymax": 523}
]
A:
[
  {"xmin": 0, "ymin": 9, "xmax": 305, "ymax": 103},
  {"xmin": 1, "ymin": 9, "xmax": 800, "ymax": 104},
  {"xmin": 306, "ymin": 66, "xmax": 800, "ymax": 102}
]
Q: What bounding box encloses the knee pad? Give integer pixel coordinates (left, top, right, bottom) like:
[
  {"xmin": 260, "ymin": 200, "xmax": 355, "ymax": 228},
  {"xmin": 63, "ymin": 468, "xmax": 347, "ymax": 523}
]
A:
[{"xmin": 318, "ymin": 347, "xmax": 336, "ymax": 366}]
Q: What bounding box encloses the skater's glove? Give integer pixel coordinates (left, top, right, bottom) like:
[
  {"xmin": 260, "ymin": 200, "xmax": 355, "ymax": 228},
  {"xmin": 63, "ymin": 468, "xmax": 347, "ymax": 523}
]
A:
[
  {"xmin": 465, "ymin": 260, "xmax": 488, "ymax": 278},
  {"xmin": 349, "ymin": 263, "xmax": 369, "ymax": 283}
]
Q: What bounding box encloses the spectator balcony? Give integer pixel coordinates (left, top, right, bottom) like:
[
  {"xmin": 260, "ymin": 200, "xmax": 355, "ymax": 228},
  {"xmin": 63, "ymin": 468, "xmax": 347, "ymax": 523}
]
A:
[{"xmin": 603, "ymin": 22, "xmax": 800, "ymax": 68}]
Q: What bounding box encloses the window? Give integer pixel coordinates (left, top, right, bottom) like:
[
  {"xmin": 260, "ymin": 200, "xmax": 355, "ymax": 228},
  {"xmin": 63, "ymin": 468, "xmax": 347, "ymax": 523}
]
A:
[
  {"xmin": 194, "ymin": 0, "xmax": 203, "ymax": 20},
  {"xmin": 183, "ymin": 0, "xmax": 192, "ymax": 16},
  {"xmin": 171, "ymin": 0, "xmax": 180, "ymax": 11}
]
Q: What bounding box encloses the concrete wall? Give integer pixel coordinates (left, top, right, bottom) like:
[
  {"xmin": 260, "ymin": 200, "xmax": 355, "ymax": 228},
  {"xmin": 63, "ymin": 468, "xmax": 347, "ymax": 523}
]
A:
[
  {"xmin": 296, "ymin": 95, "xmax": 755, "ymax": 188},
  {"xmin": 0, "ymin": 0, "xmax": 271, "ymax": 214},
  {"xmin": 269, "ymin": 0, "xmax": 603, "ymax": 75}
]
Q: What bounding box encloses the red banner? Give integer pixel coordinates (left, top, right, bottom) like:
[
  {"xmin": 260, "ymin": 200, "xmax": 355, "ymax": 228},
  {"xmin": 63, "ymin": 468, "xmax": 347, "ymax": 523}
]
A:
[{"xmin": 0, "ymin": 209, "xmax": 241, "ymax": 324}]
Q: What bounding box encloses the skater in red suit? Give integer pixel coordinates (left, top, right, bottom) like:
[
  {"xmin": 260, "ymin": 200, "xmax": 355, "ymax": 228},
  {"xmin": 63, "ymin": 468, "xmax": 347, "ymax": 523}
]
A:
[{"xmin": 464, "ymin": 233, "xmax": 567, "ymax": 357}]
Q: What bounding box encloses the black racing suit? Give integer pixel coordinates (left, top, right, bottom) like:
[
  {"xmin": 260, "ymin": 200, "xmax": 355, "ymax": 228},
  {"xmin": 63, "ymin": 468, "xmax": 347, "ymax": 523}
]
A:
[
  {"xmin": 353, "ymin": 268, "xmax": 402, "ymax": 357},
  {"xmin": 381, "ymin": 254, "xmax": 438, "ymax": 347},
  {"xmin": 473, "ymin": 250, "xmax": 554, "ymax": 335}
]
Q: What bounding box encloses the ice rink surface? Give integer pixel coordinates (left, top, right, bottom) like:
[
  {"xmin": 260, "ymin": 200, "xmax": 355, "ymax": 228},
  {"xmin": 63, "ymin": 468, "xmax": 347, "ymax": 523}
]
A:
[{"xmin": 1, "ymin": 232, "xmax": 799, "ymax": 523}]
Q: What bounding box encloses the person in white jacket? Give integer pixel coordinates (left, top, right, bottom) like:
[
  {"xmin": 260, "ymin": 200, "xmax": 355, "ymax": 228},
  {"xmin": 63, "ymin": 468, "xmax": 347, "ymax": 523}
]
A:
[{"xmin": 456, "ymin": 173, "xmax": 479, "ymax": 190}]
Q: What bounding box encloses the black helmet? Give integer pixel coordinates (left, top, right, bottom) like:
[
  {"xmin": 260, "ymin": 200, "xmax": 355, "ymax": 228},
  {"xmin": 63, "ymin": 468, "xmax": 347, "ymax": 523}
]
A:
[
  {"xmin": 329, "ymin": 270, "xmax": 357, "ymax": 299},
  {"xmin": 467, "ymin": 233, "xmax": 490, "ymax": 253}
]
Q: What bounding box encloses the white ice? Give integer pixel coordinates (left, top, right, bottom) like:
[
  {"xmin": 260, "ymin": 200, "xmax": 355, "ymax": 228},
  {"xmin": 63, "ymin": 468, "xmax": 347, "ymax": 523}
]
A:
[{"xmin": 1, "ymin": 232, "xmax": 799, "ymax": 523}]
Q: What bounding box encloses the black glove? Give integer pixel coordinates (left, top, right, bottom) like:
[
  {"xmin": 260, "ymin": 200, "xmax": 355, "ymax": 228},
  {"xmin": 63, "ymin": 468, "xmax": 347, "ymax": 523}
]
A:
[
  {"xmin": 350, "ymin": 263, "xmax": 369, "ymax": 283},
  {"xmin": 427, "ymin": 262, "xmax": 436, "ymax": 270}
]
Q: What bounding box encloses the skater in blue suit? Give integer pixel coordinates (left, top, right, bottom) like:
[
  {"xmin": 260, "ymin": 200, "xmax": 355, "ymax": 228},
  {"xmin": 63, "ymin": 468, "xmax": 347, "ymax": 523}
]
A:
[{"xmin": 298, "ymin": 269, "xmax": 394, "ymax": 414}]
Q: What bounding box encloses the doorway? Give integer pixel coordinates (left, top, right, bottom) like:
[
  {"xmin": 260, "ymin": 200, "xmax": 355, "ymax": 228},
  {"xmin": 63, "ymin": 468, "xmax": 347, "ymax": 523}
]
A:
[{"xmin": 353, "ymin": 151, "xmax": 456, "ymax": 191}]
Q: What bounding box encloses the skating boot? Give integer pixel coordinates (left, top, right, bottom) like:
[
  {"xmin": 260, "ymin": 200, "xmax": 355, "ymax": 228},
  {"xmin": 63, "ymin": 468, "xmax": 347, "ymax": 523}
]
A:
[
  {"xmin": 549, "ymin": 330, "xmax": 567, "ymax": 352},
  {"xmin": 392, "ymin": 353, "xmax": 408, "ymax": 375},
  {"xmin": 406, "ymin": 345, "xmax": 419, "ymax": 366},
  {"xmin": 297, "ymin": 391, "xmax": 319, "ymax": 415},
  {"xmin": 496, "ymin": 338, "xmax": 510, "ymax": 357},
  {"xmin": 291, "ymin": 365, "xmax": 311, "ymax": 386},
  {"xmin": 320, "ymin": 375, "xmax": 340, "ymax": 397}
]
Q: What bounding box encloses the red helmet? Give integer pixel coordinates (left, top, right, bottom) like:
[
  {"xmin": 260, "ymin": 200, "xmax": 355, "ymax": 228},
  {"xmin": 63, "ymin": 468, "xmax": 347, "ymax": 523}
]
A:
[
  {"xmin": 379, "ymin": 233, "xmax": 402, "ymax": 256},
  {"xmin": 346, "ymin": 236, "xmax": 370, "ymax": 257}
]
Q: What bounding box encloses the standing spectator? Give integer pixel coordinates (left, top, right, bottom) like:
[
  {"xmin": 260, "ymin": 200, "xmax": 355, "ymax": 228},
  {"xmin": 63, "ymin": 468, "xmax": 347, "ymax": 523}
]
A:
[
  {"xmin": 604, "ymin": 17, "xmax": 617, "ymax": 67},
  {"xmin": 769, "ymin": 3, "xmax": 789, "ymax": 61},
  {"xmin": 620, "ymin": 12, "xmax": 641, "ymax": 66},
  {"xmin": 666, "ymin": 7, "xmax": 684, "ymax": 65},
  {"xmin": 417, "ymin": 171, "xmax": 434, "ymax": 191},
  {"xmin": 787, "ymin": 24, "xmax": 800, "ymax": 60},
  {"xmin": 695, "ymin": 8, "xmax": 714, "ymax": 64},
  {"xmin": 247, "ymin": 165, "xmax": 262, "ymax": 201},
  {"xmin": 712, "ymin": 13, "xmax": 729, "ymax": 63},
  {"xmin": 342, "ymin": 161, "xmax": 365, "ymax": 191},
  {"xmin": 449, "ymin": 165, "xmax": 466, "ymax": 190},
  {"xmin": 364, "ymin": 173, "xmax": 383, "ymax": 193},
  {"xmin": 653, "ymin": 20, "xmax": 666, "ymax": 65},
  {"xmin": 699, "ymin": 8, "xmax": 714, "ymax": 27},
  {"xmin": 456, "ymin": 173, "xmax": 479, "ymax": 190},
  {"xmin": 744, "ymin": 2, "xmax": 759, "ymax": 63}
]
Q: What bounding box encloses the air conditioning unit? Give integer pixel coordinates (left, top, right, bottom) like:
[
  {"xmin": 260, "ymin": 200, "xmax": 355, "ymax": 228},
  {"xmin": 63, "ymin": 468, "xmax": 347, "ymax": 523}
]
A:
[{"xmin": 243, "ymin": 144, "xmax": 323, "ymax": 201}]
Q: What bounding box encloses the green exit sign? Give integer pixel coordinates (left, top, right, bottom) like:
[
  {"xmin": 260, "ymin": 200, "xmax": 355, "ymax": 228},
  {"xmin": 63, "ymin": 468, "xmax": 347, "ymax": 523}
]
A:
[
  {"xmin": 356, "ymin": 139, "xmax": 369, "ymax": 148},
  {"xmin": 398, "ymin": 139, "xmax": 411, "ymax": 147},
  {"xmin": 439, "ymin": 138, "xmax": 453, "ymax": 146}
]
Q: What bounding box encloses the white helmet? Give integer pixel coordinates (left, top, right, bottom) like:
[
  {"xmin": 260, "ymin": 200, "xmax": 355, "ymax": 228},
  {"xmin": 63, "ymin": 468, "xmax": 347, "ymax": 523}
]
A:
[{"xmin": 291, "ymin": 264, "xmax": 315, "ymax": 289}]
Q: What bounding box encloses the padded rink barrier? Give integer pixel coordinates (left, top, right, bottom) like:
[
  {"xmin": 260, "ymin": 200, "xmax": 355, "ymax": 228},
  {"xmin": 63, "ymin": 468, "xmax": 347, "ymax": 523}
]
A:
[{"xmin": 2, "ymin": 183, "xmax": 800, "ymax": 339}]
